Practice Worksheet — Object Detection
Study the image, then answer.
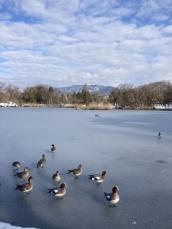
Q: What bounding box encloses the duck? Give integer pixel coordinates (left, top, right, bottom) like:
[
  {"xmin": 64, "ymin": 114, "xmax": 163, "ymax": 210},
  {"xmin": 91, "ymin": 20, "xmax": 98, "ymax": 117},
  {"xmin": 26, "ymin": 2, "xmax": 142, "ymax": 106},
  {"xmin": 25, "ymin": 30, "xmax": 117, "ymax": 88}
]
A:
[
  {"xmin": 67, "ymin": 164, "xmax": 82, "ymax": 178},
  {"xmin": 88, "ymin": 170, "xmax": 106, "ymax": 184},
  {"xmin": 95, "ymin": 113, "xmax": 100, "ymax": 118},
  {"xmin": 104, "ymin": 186, "xmax": 120, "ymax": 207},
  {"xmin": 37, "ymin": 154, "xmax": 46, "ymax": 168},
  {"xmin": 52, "ymin": 171, "xmax": 61, "ymax": 183},
  {"xmin": 158, "ymin": 132, "xmax": 162, "ymax": 138},
  {"xmin": 48, "ymin": 183, "xmax": 66, "ymax": 199},
  {"xmin": 14, "ymin": 167, "xmax": 30, "ymax": 179},
  {"xmin": 51, "ymin": 144, "xmax": 56, "ymax": 152},
  {"xmin": 12, "ymin": 161, "xmax": 21, "ymax": 170},
  {"xmin": 15, "ymin": 176, "xmax": 33, "ymax": 193}
]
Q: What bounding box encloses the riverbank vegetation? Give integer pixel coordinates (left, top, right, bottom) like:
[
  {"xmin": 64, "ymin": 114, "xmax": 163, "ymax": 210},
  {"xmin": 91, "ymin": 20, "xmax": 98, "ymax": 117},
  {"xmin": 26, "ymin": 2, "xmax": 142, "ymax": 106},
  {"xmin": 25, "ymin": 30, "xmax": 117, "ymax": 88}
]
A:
[
  {"xmin": 0, "ymin": 81, "xmax": 172, "ymax": 109},
  {"xmin": 109, "ymin": 81, "xmax": 172, "ymax": 109}
]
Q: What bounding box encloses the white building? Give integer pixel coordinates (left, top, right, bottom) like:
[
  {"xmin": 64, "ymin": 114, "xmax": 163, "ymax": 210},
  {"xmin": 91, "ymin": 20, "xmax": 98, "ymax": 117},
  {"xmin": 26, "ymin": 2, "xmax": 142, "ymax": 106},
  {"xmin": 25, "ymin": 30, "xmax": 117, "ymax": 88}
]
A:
[
  {"xmin": 0, "ymin": 101, "xmax": 18, "ymax": 107},
  {"xmin": 154, "ymin": 104, "xmax": 172, "ymax": 110}
]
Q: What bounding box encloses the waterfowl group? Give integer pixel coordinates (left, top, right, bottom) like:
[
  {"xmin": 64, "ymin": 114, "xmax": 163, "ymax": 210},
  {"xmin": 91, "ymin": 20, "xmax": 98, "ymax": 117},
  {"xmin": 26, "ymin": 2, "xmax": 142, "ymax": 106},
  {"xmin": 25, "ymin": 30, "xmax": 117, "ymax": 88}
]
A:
[{"xmin": 11, "ymin": 145, "xmax": 119, "ymax": 207}]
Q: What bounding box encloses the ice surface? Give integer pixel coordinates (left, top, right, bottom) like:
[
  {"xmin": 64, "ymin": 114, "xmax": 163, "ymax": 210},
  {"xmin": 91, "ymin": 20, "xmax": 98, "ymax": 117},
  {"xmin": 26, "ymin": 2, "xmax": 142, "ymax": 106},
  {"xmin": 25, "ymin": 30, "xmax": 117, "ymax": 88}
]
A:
[{"xmin": 0, "ymin": 108, "xmax": 172, "ymax": 229}]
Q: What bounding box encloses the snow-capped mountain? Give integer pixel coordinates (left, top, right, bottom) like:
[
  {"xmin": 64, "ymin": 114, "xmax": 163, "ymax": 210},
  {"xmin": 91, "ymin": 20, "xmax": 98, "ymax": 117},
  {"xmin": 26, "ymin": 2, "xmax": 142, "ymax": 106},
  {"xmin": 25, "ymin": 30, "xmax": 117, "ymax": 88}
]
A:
[{"xmin": 58, "ymin": 85, "xmax": 115, "ymax": 95}]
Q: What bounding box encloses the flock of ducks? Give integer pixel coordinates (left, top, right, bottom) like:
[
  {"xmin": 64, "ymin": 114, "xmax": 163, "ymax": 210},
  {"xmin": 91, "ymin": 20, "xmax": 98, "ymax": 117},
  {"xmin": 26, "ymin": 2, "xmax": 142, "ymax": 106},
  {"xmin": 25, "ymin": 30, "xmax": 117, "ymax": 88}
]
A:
[{"xmin": 12, "ymin": 144, "xmax": 120, "ymax": 207}]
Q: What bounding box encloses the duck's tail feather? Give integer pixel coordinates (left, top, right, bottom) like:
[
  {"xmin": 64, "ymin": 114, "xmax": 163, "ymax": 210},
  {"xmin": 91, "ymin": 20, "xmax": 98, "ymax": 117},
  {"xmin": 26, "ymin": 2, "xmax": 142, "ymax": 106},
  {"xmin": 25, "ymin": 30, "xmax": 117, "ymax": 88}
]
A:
[
  {"xmin": 88, "ymin": 175, "xmax": 95, "ymax": 180},
  {"xmin": 104, "ymin": 192, "xmax": 111, "ymax": 201},
  {"xmin": 67, "ymin": 169, "xmax": 73, "ymax": 174},
  {"xmin": 15, "ymin": 185, "xmax": 20, "ymax": 190},
  {"xmin": 37, "ymin": 163, "xmax": 43, "ymax": 168},
  {"xmin": 48, "ymin": 188, "xmax": 53, "ymax": 194}
]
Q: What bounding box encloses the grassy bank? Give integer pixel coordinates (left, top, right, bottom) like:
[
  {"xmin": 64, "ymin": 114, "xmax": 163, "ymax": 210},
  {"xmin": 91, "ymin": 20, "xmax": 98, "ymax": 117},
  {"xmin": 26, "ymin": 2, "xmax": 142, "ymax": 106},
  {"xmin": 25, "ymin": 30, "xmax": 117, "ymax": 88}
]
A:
[
  {"xmin": 20, "ymin": 102, "xmax": 115, "ymax": 110},
  {"xmin": 66, "ymin": 102, "xmax": 115, "ymax": 110}
]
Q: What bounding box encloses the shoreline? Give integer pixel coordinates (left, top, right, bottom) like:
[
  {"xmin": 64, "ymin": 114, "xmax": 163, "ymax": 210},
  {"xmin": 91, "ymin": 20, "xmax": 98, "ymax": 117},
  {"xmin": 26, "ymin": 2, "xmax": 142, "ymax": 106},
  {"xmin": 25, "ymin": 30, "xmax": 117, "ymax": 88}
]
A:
[
  {"xmin": 1, "ymin": 100, "xmax": 172, "ymax": 111},
  {"xmin": 0, "ymin": 105, "xmax": 172, "ymax": 111},
  {"xmin": 1, "ymin": 102, "xmax": 172, "ymax": 111}
]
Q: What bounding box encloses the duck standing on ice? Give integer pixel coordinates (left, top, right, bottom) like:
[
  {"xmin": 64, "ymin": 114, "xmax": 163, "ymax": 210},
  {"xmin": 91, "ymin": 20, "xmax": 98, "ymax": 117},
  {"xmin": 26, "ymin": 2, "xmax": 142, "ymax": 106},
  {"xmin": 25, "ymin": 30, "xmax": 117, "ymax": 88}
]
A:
[
  {"xmin": 51, "ymin": 144, "xmax": 56, "ymax": 152},
  {"xmin": 88, "ymin": 170, "xmax": 106, "ymax": 184},
  {"xmin": 104, "ymin": 186, "xmax": 120, "ymax": 207},
  {"xmin": 14, "ymin": 167, "xmax": 30, "ymax": 180},
  {"xmin": 15, "ymin": 176, "xmax": 33, "ymax": 193},
  {"xmin": 158, "ymin": 132, "xmax": 162, "ymax": 138},
  {"xmin": 67, "ymin": 164, "xmax": 82, "ymax": 178},
  {"xmin": 37, "ymin": 154, "xmax": 46, "ymax": 168},
  {"xmin": 52, "ymin": 171, "xmax": 61, "ymax": 183},
  {"xmin": 48, "ymin": 183, "xmax": 66, "ymax": 199}
]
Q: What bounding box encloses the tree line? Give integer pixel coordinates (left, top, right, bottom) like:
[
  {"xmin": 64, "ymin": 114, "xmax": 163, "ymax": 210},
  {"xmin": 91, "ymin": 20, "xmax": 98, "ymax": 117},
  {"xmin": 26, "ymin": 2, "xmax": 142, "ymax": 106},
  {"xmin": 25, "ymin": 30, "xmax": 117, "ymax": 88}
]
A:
[
  {"xmin": 0, "ymin": 81, "xmax": 172, "ymax": 108},
  {"xmin": 109, "ymin": 81, "xmax": 172, "ymax": 109}
]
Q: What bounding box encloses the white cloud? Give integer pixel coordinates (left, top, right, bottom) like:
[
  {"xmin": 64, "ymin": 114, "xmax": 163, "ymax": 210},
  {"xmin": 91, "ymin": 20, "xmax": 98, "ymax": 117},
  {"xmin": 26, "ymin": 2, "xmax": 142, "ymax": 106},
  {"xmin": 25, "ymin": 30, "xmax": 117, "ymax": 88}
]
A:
[
  {"xmin": 21, "ymin": 0, "xmax": 46, "ymax": 17},
  {"xmin": 0, "ymin": 0, "xmax": 172, "ymax": 87}
]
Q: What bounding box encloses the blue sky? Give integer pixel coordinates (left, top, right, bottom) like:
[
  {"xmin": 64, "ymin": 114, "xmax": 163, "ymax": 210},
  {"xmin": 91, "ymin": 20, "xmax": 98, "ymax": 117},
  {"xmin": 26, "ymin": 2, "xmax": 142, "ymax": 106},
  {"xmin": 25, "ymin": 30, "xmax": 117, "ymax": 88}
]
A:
[{"xmin": 0, "ymin": 0, "xmax": 172, "ymax": 88}]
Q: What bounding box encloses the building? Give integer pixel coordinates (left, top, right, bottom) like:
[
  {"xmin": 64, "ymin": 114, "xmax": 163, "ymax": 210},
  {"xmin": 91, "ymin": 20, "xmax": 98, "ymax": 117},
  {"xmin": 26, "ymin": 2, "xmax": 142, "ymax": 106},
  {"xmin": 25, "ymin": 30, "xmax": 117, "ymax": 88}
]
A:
[
  {"xmin": 153, "ymin": 103, "xmax": 172, "ymax": 110},
  {"xmin": 0, "ymin": 101, "xmax": 18, "ymax": 107}
]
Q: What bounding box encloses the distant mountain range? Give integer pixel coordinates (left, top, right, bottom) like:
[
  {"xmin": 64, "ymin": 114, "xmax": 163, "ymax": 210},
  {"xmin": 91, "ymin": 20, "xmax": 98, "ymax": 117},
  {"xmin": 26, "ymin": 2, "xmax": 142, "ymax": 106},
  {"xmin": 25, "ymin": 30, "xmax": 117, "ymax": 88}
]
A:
[{"xmin": 57, "ymin": 85, "xmax": 115, "ymax": 95}]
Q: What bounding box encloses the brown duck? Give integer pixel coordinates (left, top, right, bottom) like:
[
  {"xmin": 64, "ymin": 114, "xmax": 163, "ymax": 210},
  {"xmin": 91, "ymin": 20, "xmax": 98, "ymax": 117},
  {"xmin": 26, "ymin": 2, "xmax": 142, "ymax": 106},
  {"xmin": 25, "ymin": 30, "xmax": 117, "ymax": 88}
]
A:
[
  {"xmin": 48, "ymin": 183, "xmax": 66, "ymax": 198},
  {"xmin": 104, "ymin": 186, "xmax": 120, "ymax": 206},
  {"xmin": 88, "ymin": 170, "xmax": 106, "ymax": 184},
  {"xmin": 37, "ymin": 154, "xmax": 46, "ymax": 168},
  {"xmin": 52, "ymin": 171, "xmax": 61, "ymax": 183},
  {"xmin": 15, "ymin": 176, "xmax": 33, "ymax": 193},
  {"xmin": 67, "ymin": 164, "xmax": 82, "ymax": 178},
  {"xmin": 15, "ymin": 167, "xmax": 30, "ymax": 179}
]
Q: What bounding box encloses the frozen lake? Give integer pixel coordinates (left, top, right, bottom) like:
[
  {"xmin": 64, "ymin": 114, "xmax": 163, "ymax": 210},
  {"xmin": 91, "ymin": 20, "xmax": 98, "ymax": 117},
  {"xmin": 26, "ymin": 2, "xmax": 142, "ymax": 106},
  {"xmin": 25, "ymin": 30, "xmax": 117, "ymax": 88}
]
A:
[{"xmin": 0, "ymin": 108, "xmax": 172, "ymax": 229}]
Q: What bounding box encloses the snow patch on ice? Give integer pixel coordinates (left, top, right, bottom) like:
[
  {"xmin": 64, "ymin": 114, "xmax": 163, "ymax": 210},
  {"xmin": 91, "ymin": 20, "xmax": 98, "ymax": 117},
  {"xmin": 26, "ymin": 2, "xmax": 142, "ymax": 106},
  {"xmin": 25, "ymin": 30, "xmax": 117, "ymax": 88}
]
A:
[{"xmin": 0, "ymin": 222, "xmax": 37, "ymax": 229}]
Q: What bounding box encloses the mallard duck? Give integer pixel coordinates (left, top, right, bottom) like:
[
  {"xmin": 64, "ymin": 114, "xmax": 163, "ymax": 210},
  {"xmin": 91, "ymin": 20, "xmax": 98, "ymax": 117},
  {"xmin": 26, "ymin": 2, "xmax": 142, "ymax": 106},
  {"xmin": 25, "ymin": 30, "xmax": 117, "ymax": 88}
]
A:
[
  {"xmin": 12, "ymin": 161, "xmax": 21, "ymax": 170},
  {"xmin": 67, "ymin": 164, "xmax": 82, "ymax": 178},
  {"xmin": 15, "ymin": 167, "xmax": 30, "ymax": 179},
  {"xmin": 88, "ymin": 170, "xmax": 106, "ymax": 184},
  {"xmin": 37, "ymin": 154, "xmax": 46, "ymax": 168},
  {"xmin": 51, "ymin": 144, "xmax": 56, "ymax": 152},
  {"xmin": 52, "ymin": 171, "xmax": 61, "ymax": 183},
  {"xmin": 15, "ymin": 176, "xmax": 33, "ymax": 193},
  {"xmin": 104, "ymin": 186, "xmax": 120, "ymax": 207},
  {"xmin": 48, "ymin": 183, "xmax": 66, "ymax": 198}
]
